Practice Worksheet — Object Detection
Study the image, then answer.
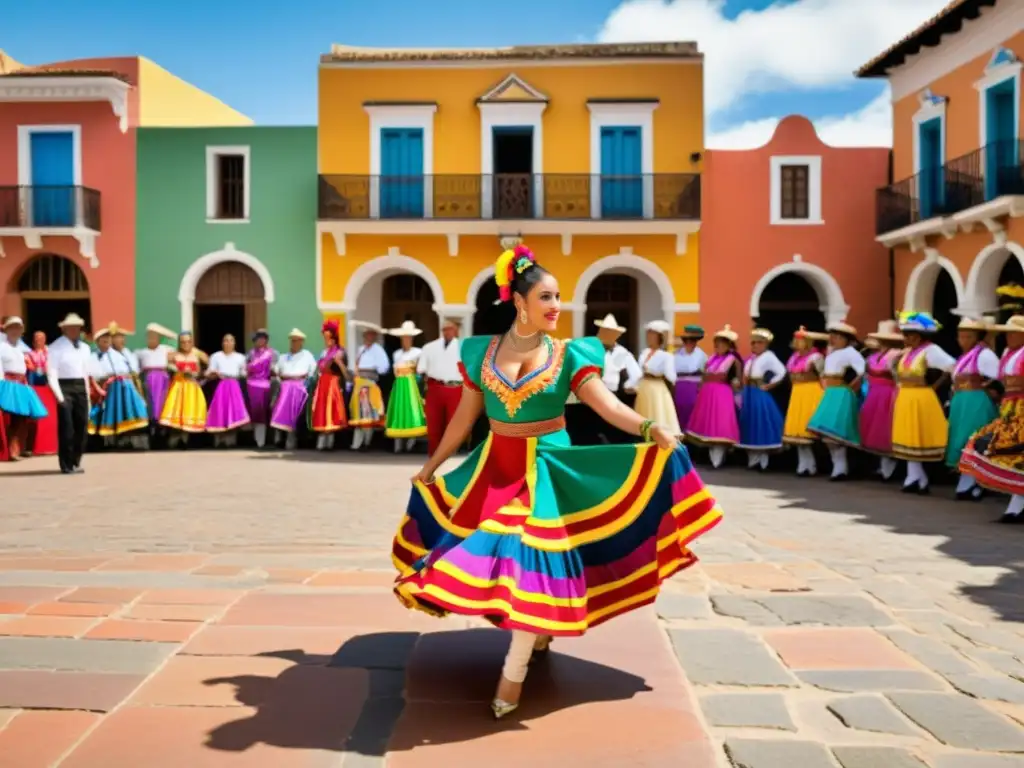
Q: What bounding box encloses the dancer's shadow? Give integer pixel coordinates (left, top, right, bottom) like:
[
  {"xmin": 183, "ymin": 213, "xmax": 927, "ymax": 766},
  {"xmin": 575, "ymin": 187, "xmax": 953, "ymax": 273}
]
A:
[{"xmin": 201, "ymin": 629, "xmax": 654, "ymax": 757}]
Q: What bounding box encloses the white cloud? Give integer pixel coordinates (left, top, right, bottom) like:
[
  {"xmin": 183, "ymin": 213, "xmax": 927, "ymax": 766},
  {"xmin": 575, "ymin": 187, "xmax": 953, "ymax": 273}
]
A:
[
  {"xmin": 598, "ymin": 0, "xmax": 949, "ymax": 115},
  {"xmin": 707, "ymin": 87, "xmax": 893, "ymax": 149}
]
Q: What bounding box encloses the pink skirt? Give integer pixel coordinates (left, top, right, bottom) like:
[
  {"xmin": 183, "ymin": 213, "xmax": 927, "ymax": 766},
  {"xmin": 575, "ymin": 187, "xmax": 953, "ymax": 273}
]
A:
[
  {"xmin": 685, "ymin": 381, "xmax": 740, "ymax": 445},
  {"xmin": 859, "ymin": 380, "xmax": 897, "ymax": 456}
]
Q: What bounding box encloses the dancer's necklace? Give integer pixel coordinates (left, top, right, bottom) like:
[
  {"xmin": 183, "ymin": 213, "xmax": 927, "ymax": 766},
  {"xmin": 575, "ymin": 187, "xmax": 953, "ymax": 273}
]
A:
[{"xmin": 506, "ymin": 327, "xmax": 542, "ymax": 352}]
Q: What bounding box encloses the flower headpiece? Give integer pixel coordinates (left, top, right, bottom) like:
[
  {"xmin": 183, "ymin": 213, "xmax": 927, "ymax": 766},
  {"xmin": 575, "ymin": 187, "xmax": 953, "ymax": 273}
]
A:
[
  {"xmin": 494, "ymin": 244, "xmax": 536, "ymax": 303},
  {"xmin": 898, "ymin": 311, "xmax": 940, "ymax": 333},
  {"xmin": 321, "ymin": 320, "xmax": 340, "ymax": 339},
  {"xmin": 998, "ymin": 283, "xmax": 1024, "ymax": 299}
]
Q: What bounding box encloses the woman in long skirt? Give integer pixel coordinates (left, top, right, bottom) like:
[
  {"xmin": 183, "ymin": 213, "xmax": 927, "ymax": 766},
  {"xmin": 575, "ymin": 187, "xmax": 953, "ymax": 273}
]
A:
[
  {"xmin": 88, "ymin": 323, "xmax": 150, "ymax": 445},
  {"xmin": 738, "ymin": 328, "xmax": 787, "ymax": 470},
  {"xmin": 672, "ymin": 325, "xmax": 706, "ymax": 431},
  {"xmin": 807, "ymin": 321, "xmax": 865, "ymax": 481},
  {"xmin": 635, "ymin": 320, "xmax": 681, "ymax": 436},
  {"xmin": 206, "ymin": 334, "xmax": 251, "ymax": 447},
  {"xmin": 686, "ymin": 325, "xmax": 742, "ymax": 468},
  {"xmin": 782, "ymin": 327, "xmax": 827, "ymax": 476},
  {"xmin": 246, "ymin": 329, "xmax": 277, "ymax": 448},
  {"xmin": 24, "ymin": 330, "xmax": 57, "ymax": 456},
  {"xmin": 858, "ymin": 321, "xmax": 904, "ymax": 481},
  {"xmin": 271, "ymin": 329, "xmax": 318, "ymax": 449},
  {"xmin": 385, "ymin": 320, "xmax": 427, "ymax": 451},
  {"xmin": 135, "ymin": 323, "xmax": 176, "ymax": 446},
  {"xmin": 309, "ymin": 320, "xmax": 348, "ymax": 450},
  {"xmin": 0, "ymin": 317, "xmax": 47, "ymax": 460},
  {"xmin": 160, "ymin": 332, "xmax": 208, "ymax": 446}
]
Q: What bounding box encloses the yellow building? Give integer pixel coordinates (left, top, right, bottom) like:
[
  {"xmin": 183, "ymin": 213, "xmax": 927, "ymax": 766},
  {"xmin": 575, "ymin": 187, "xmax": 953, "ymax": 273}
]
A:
[{"xmin": 316, "ymin": 42, "xmax": 704, "ymax": 352}]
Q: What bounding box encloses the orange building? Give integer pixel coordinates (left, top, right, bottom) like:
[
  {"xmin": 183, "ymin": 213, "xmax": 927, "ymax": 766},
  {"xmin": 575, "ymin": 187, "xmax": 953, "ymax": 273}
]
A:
[
  {"xmin": 0, "ymin": 56, "xmax": 248, "ymax": 339},
  {"xmin": 859, "ymin": 0, "xmax": 1024, "ymax": 345},
  {"xmin": 700, "ymin": 116, "xmax": 891, "ymax": 355}
]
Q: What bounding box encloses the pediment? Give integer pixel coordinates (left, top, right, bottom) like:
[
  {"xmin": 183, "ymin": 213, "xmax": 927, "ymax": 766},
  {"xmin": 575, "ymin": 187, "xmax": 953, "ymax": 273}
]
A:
[{"xmin": 478, "ymin": 73, "xmax": 548, "ymax": 103}]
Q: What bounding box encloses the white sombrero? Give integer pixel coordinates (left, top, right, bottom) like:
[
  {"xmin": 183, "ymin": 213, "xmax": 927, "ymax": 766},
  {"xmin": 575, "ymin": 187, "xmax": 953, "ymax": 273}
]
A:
[
  {"xmin": 352, "ymin": 321, "xmax": 383, "ymax": 333},
  {"xmin": 645, "ymin": 319, "xmax": 672, "ymax": 335},
  {"xmin": 146, "ymin": 322, "xmax": 177, "ymax": 339},
  {"xmin": 387, "ymin": 320, "xmax": 422, "ymax": 337},
  {"xmin": 288, "ymin": 328, "xmax": 307, "ymax": 340},
  {"xmin": 750, "ymin": 327, "xmax": 774, "ymax": 343},
  {"xmin": 593, "ymin": 313, "xmax": 627, "ymax": 333},
  {"xmin": 866, "ymin": 319, "xmax": 903, "ymax": 342},
  {"xmin": 2, "ymin": 315, "xmax": 24, "ymax": 329},
  {"xmin": 58, "ymin": 313, "xmax": 86, "ymax": 328}
]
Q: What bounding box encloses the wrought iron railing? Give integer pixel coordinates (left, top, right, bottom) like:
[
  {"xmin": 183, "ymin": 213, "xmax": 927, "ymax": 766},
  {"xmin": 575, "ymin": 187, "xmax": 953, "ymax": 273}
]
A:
[
  {"xmin": 0, "ymin": 185, "xmax": 101, "ymax": 230},
  {"xmin": 318, "ymin": 173, "xmax": 701, "ymax": 221}
]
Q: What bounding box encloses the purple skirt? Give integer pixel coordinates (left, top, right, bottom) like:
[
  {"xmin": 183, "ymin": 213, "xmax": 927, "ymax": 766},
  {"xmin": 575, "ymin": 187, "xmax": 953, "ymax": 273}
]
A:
[
  {"xmin": 673, "ymin": 378, "xmax": 700, "ymax": 432},
  {"xmin": 859, "ymin": 380, "xmax": 897, "ymax": 455},
  {"xmin": 247, "ymin": 379, "xmax": 272, "ymax": 424},
  {"xmin": 685, "ymin": 381, "xmax": 740, "ymax": 445},
  {"xmin": 143, "ymin": 369, "xmax": 170, "ymax": 422},
  {"xmin": 206, "ymin": 378, "xmax": 251, "ymax": 432},
  {"xmin": 270, "ymin": 379, "xmax": 309, "ymax": 432}
]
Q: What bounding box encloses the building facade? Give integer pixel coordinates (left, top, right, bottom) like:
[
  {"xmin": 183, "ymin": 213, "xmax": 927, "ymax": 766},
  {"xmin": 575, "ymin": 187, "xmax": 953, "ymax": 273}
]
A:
[
  {"xmin": 701, "ymin": 116, "xmax": 891, "ymax": 356},
  {"xmin": 860, "ymin": 0, "xmax": 1024, "ymax": 348},
  {"xmin": 135, "ymin": 126, "xmax": 322, "ymax": 352},
  {"xmin": 0, "ymin": 56, "xmax": 249, "ymax": 340},
  {"xmin": 316, "ymin": 42, "xmax": 704, "ymax": 354}
]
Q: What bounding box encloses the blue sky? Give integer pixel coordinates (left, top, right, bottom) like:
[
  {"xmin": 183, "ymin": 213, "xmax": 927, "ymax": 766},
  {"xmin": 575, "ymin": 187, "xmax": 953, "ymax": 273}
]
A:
[{"xmin": 4, "ymin": 0, "xmax": 948, "ymax": 148}]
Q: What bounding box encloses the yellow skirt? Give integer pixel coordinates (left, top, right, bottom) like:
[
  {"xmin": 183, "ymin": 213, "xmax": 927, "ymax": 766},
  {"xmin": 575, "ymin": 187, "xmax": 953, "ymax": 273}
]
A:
[
  {"xmin": 159, "ymin": 375, "xmax": 208, "ymax": 433},
  {"xmin": 349, "ymin": 377, "xmax": 386, "ymax": 428},
  {"xmin": 891, "ymin": 386, "xmax": 947, "ymax": 461},
  {"xmin": 635, "ymin": 377, "xmax": 682, "ymax": 436},
  {"xmin": 783, "ymin": 381, "xmax": 823, "ymax": 445}
]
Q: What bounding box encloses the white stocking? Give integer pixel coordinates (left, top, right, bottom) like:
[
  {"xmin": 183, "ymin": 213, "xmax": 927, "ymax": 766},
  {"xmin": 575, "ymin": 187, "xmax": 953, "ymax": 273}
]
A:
[
  {"xmin": 285, "ymin": 432, "xmax": 297, "ymax": 450},
  {"xmin": 956, "ymin": 474, "xmax": 977, "ymax": 493},
  {"xmin": 880, "ymin": 457, "xmax": 898, "ymax": 480},
  {"xmin": 759, "ymin": 452, "xmax": 769, "ymax": 469},
  {"xmin": 746, "ymin": 451, "xmax": 759, "ymax": 468},
  {"xmin": 406, "ymin": 438, "xmax": 416, "ymax": 452},
  {"xmin": 254, "ymin": 424, "xmax": 267, "ymax": 448},
  {"xmin": 1007, "ymin": 495, "xmax": 1024, "ymax": 517},
  {"xmin": 904, "ymin": 461, "xmax": 926, "ymax": 488},
  {"xmin": 709, "ymin": 446, "xmax": 726, "ymax": 468},
  {"xmin": 501, "ymin": 630, "xmax": 536, "ymax": 684},
  {"xmin": 828, "ymin": 445, "xmax": 848, "ymax": 477},
  {"xmin": 351, "ymin": 430, "xmax": 364, "ymax": 450}
]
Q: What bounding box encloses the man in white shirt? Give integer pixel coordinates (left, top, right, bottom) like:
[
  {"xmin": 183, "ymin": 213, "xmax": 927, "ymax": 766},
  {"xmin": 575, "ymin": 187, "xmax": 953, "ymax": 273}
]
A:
[
  {"xmin": 582, "ymin": 314, "xmax": 641, "ymax": 445},
  {"xmin": 271, "ymin": 329, "xmax": 318, "ymax": 450},
  {"xmin": 350, "ymin": 323, "xmax": 391, "ymax": 450},
  {"xmin": 46, "ymin": 313, "xmax": 93, "ymax": 474},
  {"xmin": 417, "ymin": 318, "xmax": 463, "ymax": 457}
]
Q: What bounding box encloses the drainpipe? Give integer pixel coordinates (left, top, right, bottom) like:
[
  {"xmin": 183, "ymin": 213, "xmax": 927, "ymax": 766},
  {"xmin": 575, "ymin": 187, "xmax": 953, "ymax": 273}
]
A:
[{"xmin": 887, "ymin": 148, "xmax": 896, "ymax": 317}]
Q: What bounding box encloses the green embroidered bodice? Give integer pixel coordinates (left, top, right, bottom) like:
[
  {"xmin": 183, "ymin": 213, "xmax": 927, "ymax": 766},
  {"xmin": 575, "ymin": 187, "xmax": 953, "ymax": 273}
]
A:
[{"xmin": 460, "ymin": 335, "xmax": 604, "ymax": 423}]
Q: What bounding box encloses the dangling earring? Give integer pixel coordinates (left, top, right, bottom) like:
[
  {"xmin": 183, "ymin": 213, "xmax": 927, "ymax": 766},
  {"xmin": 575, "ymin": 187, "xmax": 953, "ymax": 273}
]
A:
[{"xmin": 520, "ymin": 309, "xmax": 527, "ymax": 325}]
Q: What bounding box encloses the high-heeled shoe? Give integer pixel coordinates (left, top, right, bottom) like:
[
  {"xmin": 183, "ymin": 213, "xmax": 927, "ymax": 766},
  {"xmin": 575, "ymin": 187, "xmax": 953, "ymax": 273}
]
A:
[{"xmin": 491, "ymin": 698, "xmax": 519, "ymax": 720}]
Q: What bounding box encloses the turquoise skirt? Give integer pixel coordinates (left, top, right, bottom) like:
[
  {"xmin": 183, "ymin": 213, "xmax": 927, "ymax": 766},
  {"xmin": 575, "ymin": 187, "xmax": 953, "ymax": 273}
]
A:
[
  {"xmin": 807, "ymin": 386, "xmax": 861, "ymax": 447},
  {"xmin": 0, "ymin": 379, "xmax": 47, "ymax": 419},
  {"xmin": 945, "ymin": 389, "xmax": 997, "ymax": 469},
  {"xmin": 89, "ymin": 377, "xmax": 150, "ymax": 437}
]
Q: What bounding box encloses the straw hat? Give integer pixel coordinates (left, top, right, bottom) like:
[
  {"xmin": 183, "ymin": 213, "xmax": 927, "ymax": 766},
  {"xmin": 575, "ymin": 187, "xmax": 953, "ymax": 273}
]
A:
[
  {"xmin": 594, "ymin": 313, "xmax": 627, "ymax": 333},
  {"xmin": 714, "ymin": 324, "xmax": 739, "ymax": 343},
  {"xmin": 750, "ymin": 327, "xmax": 774, "ymax": 343},
  {"xmin": 2, "ymin": 315, "xmax": 24, "ymax": 330},
  {"xmin": 353, "ymin": 321, "xmax": 383, "ymax": 333},
  {"xmin": 993, "ymin": 315, "xmax": 1024, "ymax": 333},
  {"xmin": 827, "ymin": 320, "xmax": 859, "ymax": 340},
  {"xmin": 98, "ymin": 322, "xmax": 131, "ymax": 337},
  {"xmin": 388, "ymin": 320, "xmax": 422, "ymax": 337},
  {"xmin": 679, "ymin": 324, "xmax": 705, "ymax": 340},
  {"xmin": 863, "ymin": 337, "xmax": 880, "ymax": 350},
  {"xmin": 866, "ymin": 319, "xmax": 903, "ymax": 342},
  {"xmin": 93, "ymin": 327, "xmax": 112, "ymax": 340},
  {"xmin": 645, "ymin": 319, "xmax": 672, "ymax": 336},
  {"xmin": 58, "ymin": 313, "xmax": 86, "ymax": 328},
  {"xmin": 287, "ymin": 328, "xmax": 307, "ymax": 340},
  {"xmin": 958, "ymin": 316, "xmax": 996, "ymax": 333},
  {"xmin": 897, "ymin": 311, "xmax": 940, "ymax": 334},
  {"xmin": 441, "ymin": 317, "xmax": 462, "ymax": 329},
  {"xmin": 146, "ymin": 322, "xmax": 176, "ymax": 338},
  {"xmin": 792, "ymin": 325, "xmax": 829, "ymax": 343}
]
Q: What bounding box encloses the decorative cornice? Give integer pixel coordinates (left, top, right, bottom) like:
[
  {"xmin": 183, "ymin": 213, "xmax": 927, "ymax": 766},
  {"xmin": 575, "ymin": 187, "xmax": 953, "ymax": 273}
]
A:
[{"xmin": 0, "ymin": 77, "xmax": 131, "ymax": 133}]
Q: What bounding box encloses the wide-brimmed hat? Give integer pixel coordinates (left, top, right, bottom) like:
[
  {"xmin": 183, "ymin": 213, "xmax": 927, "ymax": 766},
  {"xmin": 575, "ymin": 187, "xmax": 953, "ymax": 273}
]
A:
[
  {"xmin": 98, "ymin": 322, "xmax": 131, "ymax": 337},
  {"xmin": 441, "ymin": 317, "xmax": 461, "ymax": 329},
  {"xmin": 714, "ymin": 324, "xmax": 739, "ymax": 343},
  {"xmin": 792, "ymin": 325, "xmax": 829, "ymax": 344},
  {"xmin": 645, "ymin": 319, "xmax": 672, "ymax": 336},
  {"xmin": 993, "ymin": 315, "xmax": 1024, "ymax": 333},
  {"xmin": 251, "ymin": 328, "xmax": 269, "ymax": 341},
  {"xmin": 287, "ymin": 328, "xmax": 307, "ymax": 340},
  {"xmin": 750, "ymin": 327, "xmax": 774, "ymax": 343},
  {"xmin": 353, "ymin": 321, "xmax": 383, "ymax": 333},
  {"xmin": 388, "ymin": 320, "xmax": 422, "ymax": 337},
  {"xmin": 58, "ymin": 313, "xmax": 86, "ymax": 328},
  {"xmin": 2, "ymin": 315, "xmax": 24, "ymax": 330},
  {"xmin": 593, "ymin": 313, "xmax": 627, "ymax": 333},
  {"xmin": 146, "ymin": 322, "xmax": 176, "ymax": 338},
  {"xmin": 827, "ymin": 320, "xmax": 859, "ymax": 340},
  {"xmin": 866, "ymin": 319, "xmax": 903, "ymax": 342},
  {"xmin": 679, "ymin": 324, "xmax": 704, "ymax": 340},
  {"xmin": 898, "ymin": 311, "xmax": 940, "ymax": 334},
  {"xmin": 958, "ymin": 316, "xmax": 995, "ymax": 333}
]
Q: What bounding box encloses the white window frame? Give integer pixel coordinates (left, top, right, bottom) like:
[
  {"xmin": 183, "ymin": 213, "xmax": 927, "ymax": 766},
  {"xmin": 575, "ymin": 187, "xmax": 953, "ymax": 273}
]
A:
[
  {"xmin": 769, "ymin": 155, "xmax": 823, "ymax": 226},
  {"xmin": 911, "ymin": 92, "xmax": 947, "ymax": 175},
  {"xmin": 365, "ymin": 104, "xmax": 436, "ymax": 219},
  {"xmin": 975, "ymin": 53, "xmax": 1022, "ymax": 154},
  {"xmin": 206, "ymin": 145, "xmax": 251, "ymax": 223},
  {"xmin": 479, "ymin": 102, "xmax": 546, "ymax": 219},
  {"xmin": 588, "ymin": 102, "xmax": 657, "ymax": 219},
  {"xmin": 16, "ymin": 124, "xmax": 84, "ymax": 228}
]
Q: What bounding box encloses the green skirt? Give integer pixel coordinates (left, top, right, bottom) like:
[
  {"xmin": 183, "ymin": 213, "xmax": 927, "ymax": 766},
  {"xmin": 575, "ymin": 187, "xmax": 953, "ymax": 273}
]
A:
[
  {"xmin": 807, "ymin": 386, "xmax": 861, "ymax": 447},
  {"xmin": 945, "ymin": 389, "xmax": 998, "ymax": 468},
  {"xmin": 386, "ymin": 373, "xmax": 427, "ymax": 438}
]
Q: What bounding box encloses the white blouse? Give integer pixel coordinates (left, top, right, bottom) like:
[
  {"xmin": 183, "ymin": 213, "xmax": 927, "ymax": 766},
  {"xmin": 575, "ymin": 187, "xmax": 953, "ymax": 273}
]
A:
[
  {"xmin": 822, "ymin": 345, "xmax": 866, "ymax": 376},
  {"xmin": 639, "ymin": 348, "xmax": 677, "ymax": 385},
  {"xmin": 0, "ymin": 341, "xmax": 27, "ymax": 375},
  {"xmin": 135, "ymin": 344, "xmax": 172, "ymax": 371},
  {"xmin": 744, "ymin": 351, "xmax": 786, "ymax": 382},
  {"xmin": 1000, "ymin": 346, "xmax": 1024, "ymax": 378},
  {"xmin": 92, "ymin": 349, "xmax": 136, "ymax": 377},
  {"xmin": 393, "ymin": 347, "xmax": 422, "ymax": 367},
  {"xmin": 275, "ymin": 349, "xmax": 318, "ymax": 378},
  {"xmin": 917, "ymin": 344, "xmax": 956, "ymax": 372},
  {"xmin": 674, "ymin": 347, "xmax": 708, "ymax": 377},
  {"xmin": 208, "ymin": 351, "xmax": 247, "ymax": 378}
]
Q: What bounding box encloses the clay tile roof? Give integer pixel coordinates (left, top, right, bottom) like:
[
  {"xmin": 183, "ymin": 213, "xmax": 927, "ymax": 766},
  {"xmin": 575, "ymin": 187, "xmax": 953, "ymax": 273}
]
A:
[
  {"xmin": 322, "ymin": 41, "xmax": 700, "ymax": 64},
  {"xmin": 0, "ymin": 66, "xmax": 131, "ymax": 83},
  {"xmin": 856, "ymin": 0, "xmax": 996, "ymax": 78}
]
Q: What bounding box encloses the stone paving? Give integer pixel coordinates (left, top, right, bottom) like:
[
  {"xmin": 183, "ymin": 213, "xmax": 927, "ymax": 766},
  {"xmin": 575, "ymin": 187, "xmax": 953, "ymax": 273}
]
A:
[{"xmin": 1, "ymin": 451, "xmax": 1024, "ymax": 766}]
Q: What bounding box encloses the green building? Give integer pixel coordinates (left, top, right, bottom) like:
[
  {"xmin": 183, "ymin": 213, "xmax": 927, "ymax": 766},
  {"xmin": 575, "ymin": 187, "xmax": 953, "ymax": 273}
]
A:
[{"xmin": 135, "ymin": 127, "xmax": 321, "ymax": 353}]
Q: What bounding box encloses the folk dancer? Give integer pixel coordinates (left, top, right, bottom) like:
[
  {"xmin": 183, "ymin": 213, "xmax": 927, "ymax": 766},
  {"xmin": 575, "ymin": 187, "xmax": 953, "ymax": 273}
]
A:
[
  {"xmin": 270, "ymin": 329, "xmax": 318, "ymax": 450},
  {"xmin": 135, "ymin": 323, "xmax": 176, "ymax": 445},
  {"xmin": 349, "ymin": 322, "xmax": 390, "ymax": 450},
  {"xmin": 673, "ymin": 325, "xmax": 707, "ymax": 432},
  {"xmin": 88, "ymin": 323, "xmax": 150, "ymax": 448},
  {"xmin": 25, "ymin": 330, "xmax": 58, "ymax": 457},
  {"xmin": 309, "ymin": 320, "xmax": 348, "ymax": 450},
  {"xmin": 782, "ymin": 327, "xmax": 827, "ymax": 476},
  {"xmin": 0, "ymin": 317, "xmax": 47, "ymax": 461},
  {"xmin": 946, "ymin": 317, "xmax": 1000, "ymax": 501},
  {"xmin": 959, "ymin": 315, "xmax": 1024, "ymax": 522},
  {"xmin": 417, "ymin": 318, "xmax": 463, "ymax": 457},
  {"xmin": 738, "ymin": 328, "xmax": 787, "ymax": 471},
  {"xmin": 635, "ymin": 320, "xmax": 681, "ymax": 436},
  {"xmin": 892, "ymin": 312, "xmax": 955, "ymax": 495},
  {"xmin": 859, "ymin": 320, "xmax": 905, "ymax": 481},
  {"xmin": 46, "ymin": 313, "xmax": 93, "ymax": 474},
  {"xmin": 580, "ymin": 313, "xmax": 642, "ymax": 445},
  {"xmin": 160, "ymin": 332, "xmax": 208, "ymax": 447},
  {"xmin": 686, "ymin": 325, "xmax": 742, "ymax": 468},
  {"xmin": 206, "ymin": 334, "xmax": 251, "ymax": 447},
  {"xmin": 807, "ymin": 321, "xmax": 865, "ymax": 481},
  {"xmin": 246, "ymin": 329, "xmax": 277, "ymax": 448},
  {"xmin": 393, "ymin": 242, "xmax": 722, "ymax": 719},
  {"xmin": 385, "ymin": 320, "xmax": 427, "ymax": 452}
]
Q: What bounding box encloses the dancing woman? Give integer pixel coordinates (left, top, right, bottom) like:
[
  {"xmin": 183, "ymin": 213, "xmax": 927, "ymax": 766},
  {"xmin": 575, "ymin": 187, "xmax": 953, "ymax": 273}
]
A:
[
  {"xmin": 781, "ymin": 327, "xmax": 827, "ymax": 476},
  {"xmin": 858, "ymin": 321, "xmax": 904, "ymax": 481},
  {"xmin": 685, "ymin": 325, "xmax": 742, "ymax": 468},
  {"xmin": 159, "ymin": 332, "xmax": 208, "ymax": 446},
  {"xmin": 309, "ymin": 320, "xmax": 348, "ymax": 450},
  {"xmin": 392, "ymin": 243, "xmax": 722, "ymax": 720},
  {"xmin": 738, "ymin": 328, "xmax": 786, "ymax": 471},
  {"xmin": 806, "ymin": 321, "xmax": 865, "ymax": 481}
]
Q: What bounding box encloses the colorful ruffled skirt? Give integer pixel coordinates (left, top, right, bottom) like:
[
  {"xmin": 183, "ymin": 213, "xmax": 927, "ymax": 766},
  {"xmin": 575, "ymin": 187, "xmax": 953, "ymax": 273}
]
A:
[
  {"xmin": 270, "ymin": 379, "xmax": 309, "ymax": 432},
  {"xmin": 945, "ymin": 389, "xmax": 998, "ymax": 469},
  {"xmin": 891, "ymin": 385, "xmax": 947, "ymax": 462},
  {"xmin": 783, "ymin": 381, "xmax": 823, "ymax": 446},
  {"xmin": 385, "ymin": 373, "xmax": 427, "ymax": 438},
  {"xmin": 960, "ymin": 396, "xmax": 1024, "ymax": 494},
  {"xmin": 206, "ymin": 378, "xmax": 251, "ymax": 432},
  {"xmin": 673, "ymin": 378, "xmax": 700, "ymax": 435},
  {"xmin": 685, "ymin": 381, "xmax": 739, "ymax": 445},
  {"xmin": 738, "ymin": 385, "xmax": 784, "ymax": 451},
  {"xmin": 807, "ymin": 386, "xmax": 861, "ymax": 446},
  {"xmin": 309, "ymin": 372, "xmax": 347, "ymax": 432},
  {"xmin": 142, "ymin": 369, "xmax": 170, "ymax": 424},
  {"xmin": 392, "ymin": 429, "xmax": 722, "ymax": 635},
  {"xmin": 88, "ymin": 376, "xmax": 149, "ymax": 436},
  {"xmin": 247, "ymin": 379, "xmax": 272, "ymax": 425},
  {"xmin": 859, "ymin": 379, "xmax": 897, "ymax": 456},
  {"xmin": 160, "ymin": 374, "xmax": 208, "ymax": 433},
  {"xmin": 635, "ymin": 376, "xmax": 682, "ymax": 436},
  {"xmin": 0, "ymin": 377, "xmax": 47, "ymax": 419},
  {"xmin": 349, "ymin": 377, "xmax": 385, "ymax": 428}
]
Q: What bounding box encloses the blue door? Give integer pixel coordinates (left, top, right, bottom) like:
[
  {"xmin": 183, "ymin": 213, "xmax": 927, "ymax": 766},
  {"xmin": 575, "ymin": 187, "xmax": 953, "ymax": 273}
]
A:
[
  {"xmin": 29, "ymin": 131, "xmax": 75, "ymax": 226},
  {"xmin": 380, "ymin": 128, "xmax": 424, "ymax": 218},
  {"xmin": 985, "ymin": 79, "xmax": 1017, "ymax": 200},
  {"xmin": 600, "ymin": 126, "xmax": 643, "ymax": 218},
  {"xmin": 918, "ymin": 119, "xmax": 943, "ymax": 219}
]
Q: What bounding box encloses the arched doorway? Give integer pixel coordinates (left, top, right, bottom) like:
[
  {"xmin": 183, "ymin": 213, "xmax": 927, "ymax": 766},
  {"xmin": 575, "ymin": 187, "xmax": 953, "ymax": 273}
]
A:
[
  {"xmin": 193, "ymin": 262, "xmax": 266, "ymax": 354},
  {"xmin": 15, "ymin": 254, "xmax": 91, "ymax": 342},
  {"xmin": 473, "ymin": 279, "xmax": 516, "ymax": 336},
  {"xmin": 379, "ymin": 274, "xmax": 439, "ymax": 358},
  {"xmin": 754, "ymin": 272, "xmax": 825, "ymax": 360},
  {"xmin": 585, "ymin": 275, "xmax": 639, "ymax": 353},
  {"xmin": 931, "ymin": 269, "xmax": 959, "ymax": 355}
]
